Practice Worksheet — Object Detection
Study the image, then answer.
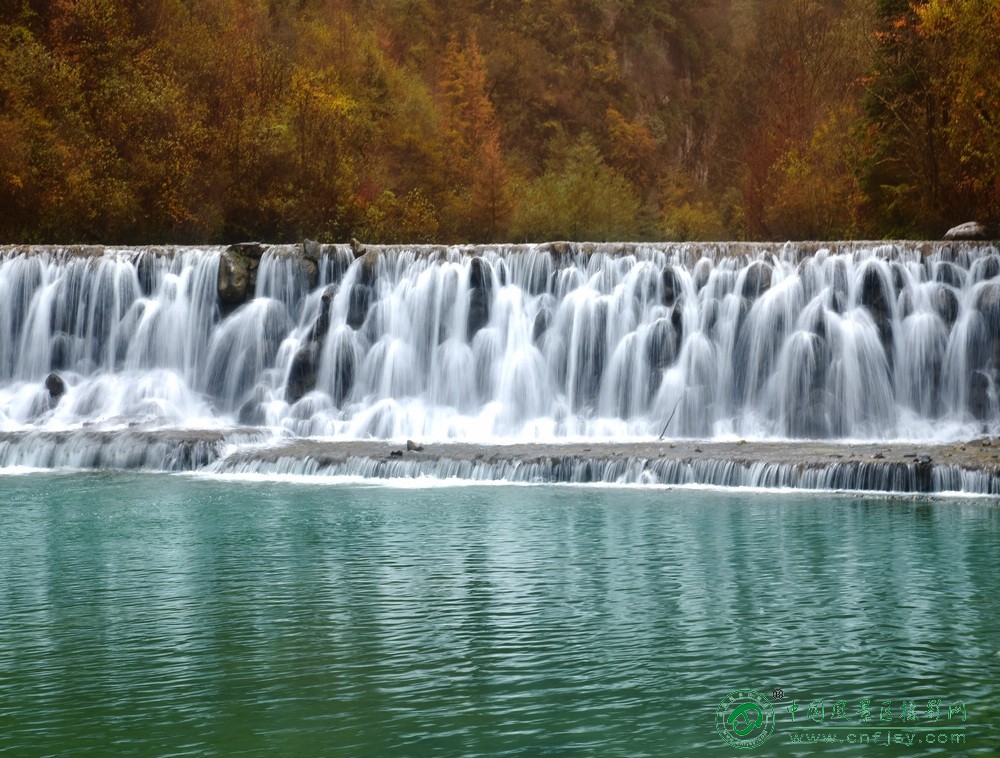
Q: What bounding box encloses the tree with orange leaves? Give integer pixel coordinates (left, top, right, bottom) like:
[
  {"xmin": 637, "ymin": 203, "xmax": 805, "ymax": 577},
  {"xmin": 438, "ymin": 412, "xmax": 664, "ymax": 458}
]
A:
[{"xmin": 439, "ymin": 32, "xmax": 512, "ymax": 241}]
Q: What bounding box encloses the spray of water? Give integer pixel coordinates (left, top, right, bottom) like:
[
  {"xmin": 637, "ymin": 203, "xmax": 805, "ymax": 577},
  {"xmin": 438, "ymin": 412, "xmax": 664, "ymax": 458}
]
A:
[{"xmin": 1, "ymin": 242, "xmax": 997, "ymax": 445}]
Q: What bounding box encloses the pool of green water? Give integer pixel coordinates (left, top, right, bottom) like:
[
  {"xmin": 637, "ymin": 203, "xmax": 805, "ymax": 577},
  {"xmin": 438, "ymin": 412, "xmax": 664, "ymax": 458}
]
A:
[{"xmin": 1, "ymin": 473, "xmax": 997, "ymax": 756}]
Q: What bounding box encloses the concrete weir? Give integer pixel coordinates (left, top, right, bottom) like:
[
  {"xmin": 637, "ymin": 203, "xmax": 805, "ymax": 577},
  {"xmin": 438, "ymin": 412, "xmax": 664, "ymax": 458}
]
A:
[
  {"xmin": 2, "ymin": 428, "xmax": 1000, "ymax": 493},
  {"xmin": 211, "ymin": 438, "xmax": 1000, "ymax": 494}
]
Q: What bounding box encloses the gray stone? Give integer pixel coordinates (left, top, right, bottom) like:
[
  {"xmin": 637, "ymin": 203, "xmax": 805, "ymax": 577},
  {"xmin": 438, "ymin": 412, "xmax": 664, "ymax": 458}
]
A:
[
  {"xmin": 944, "ymin": 221, "xmax": 989, "ymax": 240},
  {"xmin": 859, "ymin": 265, "xmax": 893, "ymax": 347},
  {"xmin": 741, "ymin": 261, "xmax": 772, "ymax": 299},
  {"xmin": 135, "ymin": 250, "xmax": 159, "ymax": 296},
  {"xmin": 356, "ymin": 250, "xmax": 380, "ymax": 287},
  {"xmin": 970, "ymin": 371, "xmax": 993, "ymax": 421},
  {"xmin": 467, "ymin": 256, "xmax": 494, "ymax": 338},
  {"xmin": 303, "ymin": 239, "xmax": 322, "ymax": 261},
  {"xmin": 347, "ymin": 284, "xmax": 372, "ymax": 330},
  {"xmin": 285, "ymin": 342, "xmax": 320, "ymax": 404},
  {"xmin": 468, "ymin": 288, "xmax": 491, "ymax": 336},
  {"xmin": 934, "ymin": 261, "xmax": 964, "ymax": 288},
  {"xmin": 662, "ymin": 266, "xmax": 682, "ymax": 307},
  {"xmin": 218, "ymin": 243, "xmax": 266, "ymax": 311},
  {"xmin": 550, "ymin": 241, "xmax": 573, "ymax": 258},
  {"xmin": 45, "ymin": 373, "xmax": 66, "ymax": 401},
  {"xmin": 469, "ymin": 256, "xmax": 493, "ymax": 290},
  {"xmin": 646, "ymin": 317, "xmax": 679, "ymax": 371},
  {"xmin": 308, "ymin": 286, "xmax": 336, "ymax": 342},
  {"xmin": 974, "ymin": 254, "xmax": 1000, "ymax": 282},
  {"xmin": 933, "ymin": 287, "xmax": 959, "ymax": 328},
  {"xmin": 237, "ymin": 398, "xmax": 265, "ymax": 426}
]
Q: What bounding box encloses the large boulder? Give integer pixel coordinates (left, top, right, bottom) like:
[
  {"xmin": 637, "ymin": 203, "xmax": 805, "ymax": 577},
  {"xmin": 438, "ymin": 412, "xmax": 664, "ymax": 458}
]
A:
[
  {"xmin": 308, "ymin": 286, "xmax": 337, "ymax": 342},
  {"xmin": 741, "ymin": 261, "xmax": 772, "ymax": 300},
  {"xmin": 218, "ymin": 243, "xmax": 265, "ymax": 311},
  {"xmin": 973, "ymin": 253, "xmax": 1000, "ymax": 283},
  {"xmin": 859, "ymin": 264, "xmax": 894, "ymax": 347},
  {"xmin": 932, "ymin": 287, "xmax": 959, "ymax": 328},
  {"xmin": 468, "ymin": 288, "xmax": 491, "ymax": 336},
  {"xmin": 45, "ymin": 372, "xmax": 66, "ymax": 402},
  {"xmin": 934, "ymin": 261, "xmax": 964, "ymax": 288},
  {"xmin": 829, "ymin": 258, "xmax": 849, "ymax": 314},
  {"xmin": 300, "ymin": 257, "xmax": 320, "ymax": 290},
  {"xmin": 692, "ymin": 258, "xmax": 712, "ymax": 293},
  {"xmin": 303, "ymin": 239, "xmax": 322, "ymax": 261},
  {"xmin": 347, "ymin": 284, "xmax": 372, "ymax": 330},
  {"xmin": 646, "ymin": 317, "xmax": 679, "ymax": 370},
  {"xmin": 469, "ymin": 256, "xmax": 493, "ymax": 291},
  {"xmin": 975, "ymin": 281, "xmax": 1000, "ymax": 369},
  {"xmin": 969, "ymin": 371, "xmax": 993, "ymax": 421},
  {"xmin": 217, "ymin": 255, "xmax": 251, "ymax": 306},
  {"xmin": 286, "ymin": 342, "xmax": 321, "ymax": 404},
  {"xmin": 238, "ymin": 398, "xmax": 266, "ymax": 426},
  {"xmin": 135, "ymin": 250, "xmax": 159, "ymax": 296},
  {"xmin": 237, "ymin": 385, "xmax": 268, "ymax": 426},
  {"xmin": 975, "ymin": 281, "xmax": 1000, "ymax": 331},
  {"xmin": 662, "ymin": 266, "xmax": 682, "ymax": 307},
  {"xmin": 326, "ymin": 332, "xmax": 358, "ymax": 406},
  {"xmin": 944, "ymin": 221, "xmax": 990, "ymax": 240},
  {"xmin": 356, "ymin": 249, "xmax": 380, "ymax": 287},
  {"xmin": 550, "ymin": 241, "xmax": 573, "ymax": 259},
  {"xmin": 467, "ymin": 256, "xmax": 493, "ymax": 338}
]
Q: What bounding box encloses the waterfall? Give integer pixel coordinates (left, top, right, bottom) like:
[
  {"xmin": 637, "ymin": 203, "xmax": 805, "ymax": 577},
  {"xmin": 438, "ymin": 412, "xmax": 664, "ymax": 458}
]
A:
[{"xmin": 1, "ymin": 241, "xmax": 999, "ymax": 443}]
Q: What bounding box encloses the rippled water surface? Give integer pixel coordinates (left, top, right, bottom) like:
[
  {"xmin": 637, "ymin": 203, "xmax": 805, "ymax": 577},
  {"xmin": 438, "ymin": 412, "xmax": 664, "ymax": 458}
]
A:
[{"xmin": 1, "ymin": 475, "xmax": 998, "ymax": 756}]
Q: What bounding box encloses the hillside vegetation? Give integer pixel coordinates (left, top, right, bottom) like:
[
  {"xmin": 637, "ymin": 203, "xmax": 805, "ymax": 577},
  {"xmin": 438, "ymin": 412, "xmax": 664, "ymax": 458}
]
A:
[{"xmin": 1, "ymin": 0, "xmax": 997, "ymax": 243}]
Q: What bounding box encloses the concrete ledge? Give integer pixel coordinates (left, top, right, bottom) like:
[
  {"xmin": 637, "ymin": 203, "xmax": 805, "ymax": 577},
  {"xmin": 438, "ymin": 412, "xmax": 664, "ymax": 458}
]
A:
[
  {"xmin": 216, "ymin": 437, "xmax": 1000, "ymax": 495},
  {"xmin": 2, "ymin": 430, "xmax": 998, "ymax": 493},
  {"xmin": 228, "ymin": 438, "xmax": 993, "ymax": 467}
]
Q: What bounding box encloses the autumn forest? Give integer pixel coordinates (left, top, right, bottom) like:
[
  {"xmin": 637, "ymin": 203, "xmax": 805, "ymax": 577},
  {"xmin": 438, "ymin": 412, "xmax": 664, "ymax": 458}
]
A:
[{"xmin": 1, "ymin": 0, "xmax": 997, "ymax": 244}]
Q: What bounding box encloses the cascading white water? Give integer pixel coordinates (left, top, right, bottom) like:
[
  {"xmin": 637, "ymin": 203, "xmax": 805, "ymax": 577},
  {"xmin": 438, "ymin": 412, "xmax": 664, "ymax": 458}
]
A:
[
  {"xmin": 1, "ymin": 241, "xmax": 999, "ymax": 443},
  {"xmin": 0, "ymin": 248, "xmax": 224, "ymax": 430}
]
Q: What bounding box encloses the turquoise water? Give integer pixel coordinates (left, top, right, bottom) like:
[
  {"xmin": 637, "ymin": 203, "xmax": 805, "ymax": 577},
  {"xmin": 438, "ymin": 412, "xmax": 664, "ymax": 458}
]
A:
[{"xmin": 0, "ymin": 474, "xmax": 998, "ymax": 756}]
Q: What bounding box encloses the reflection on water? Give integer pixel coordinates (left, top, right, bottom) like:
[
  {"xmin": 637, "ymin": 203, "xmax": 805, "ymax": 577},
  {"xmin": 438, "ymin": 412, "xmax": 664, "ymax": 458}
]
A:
[{"xmin": 0, "ymin": 474, "xmax": 998, "ymax": 756}]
